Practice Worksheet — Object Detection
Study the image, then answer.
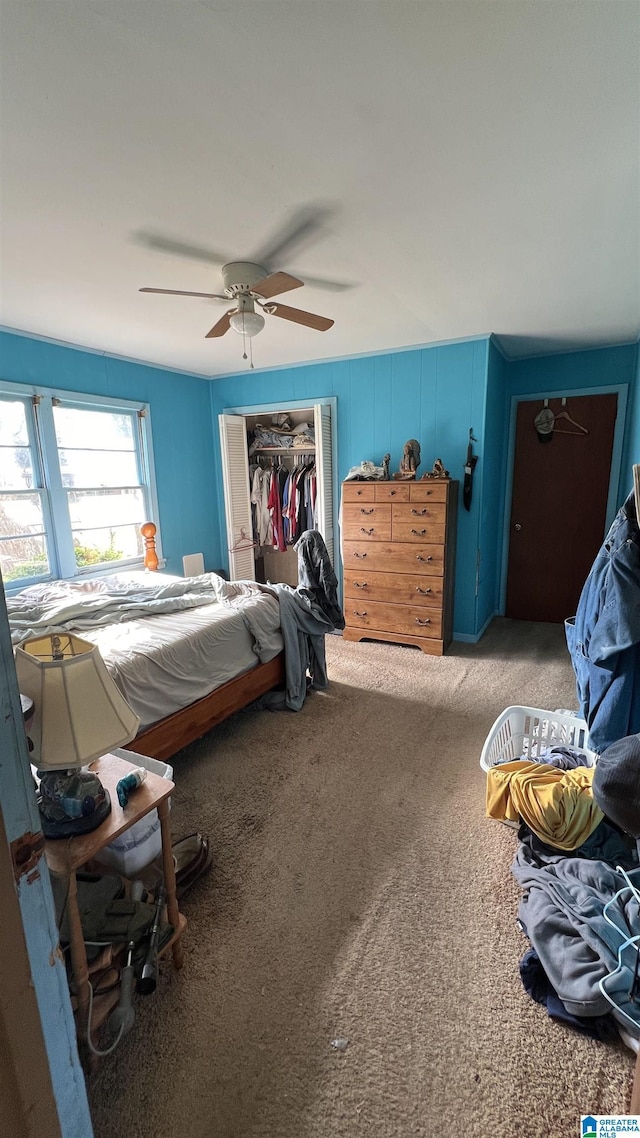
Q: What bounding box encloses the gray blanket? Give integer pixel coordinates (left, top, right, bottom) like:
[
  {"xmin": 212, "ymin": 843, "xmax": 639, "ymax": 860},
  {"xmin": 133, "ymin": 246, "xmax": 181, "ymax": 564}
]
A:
[{"xmin": 512, "ymin": 843, "xmax": 640, "ymax": 1020}]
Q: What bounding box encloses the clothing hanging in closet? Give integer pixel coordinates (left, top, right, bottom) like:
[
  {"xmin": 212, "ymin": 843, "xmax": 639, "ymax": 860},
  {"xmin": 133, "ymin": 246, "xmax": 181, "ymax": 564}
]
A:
[{"xmin": 249, "ymin": 458, "xmax": 317, "ymax": 552}]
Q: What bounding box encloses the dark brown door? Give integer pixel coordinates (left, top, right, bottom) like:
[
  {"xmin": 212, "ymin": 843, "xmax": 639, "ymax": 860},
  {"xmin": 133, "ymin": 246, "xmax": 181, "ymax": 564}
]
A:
[{"xmin": 505, "ymin": 393, "xmax": 618, "ymax": 622}]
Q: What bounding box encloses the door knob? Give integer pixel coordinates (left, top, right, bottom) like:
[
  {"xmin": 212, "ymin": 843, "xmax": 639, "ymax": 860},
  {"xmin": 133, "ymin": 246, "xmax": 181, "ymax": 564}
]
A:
[{"xmin": 514, "ymin": 523, "xmax": 522, "ymax": 531}]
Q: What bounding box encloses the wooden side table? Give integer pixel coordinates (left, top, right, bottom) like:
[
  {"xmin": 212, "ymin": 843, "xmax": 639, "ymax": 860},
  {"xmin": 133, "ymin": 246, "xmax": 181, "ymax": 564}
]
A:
[{"xmin": 44, "ymin": 752, "xmax": 186, "ymax": 1064}]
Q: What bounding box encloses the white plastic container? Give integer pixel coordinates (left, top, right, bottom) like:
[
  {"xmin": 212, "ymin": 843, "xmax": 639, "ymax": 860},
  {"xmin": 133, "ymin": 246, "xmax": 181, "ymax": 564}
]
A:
[
  {"xmin": 99, "ymin": 748, "xmax": 173, "ymax": 876},
  {"xmin": 479, "ymin": 705, "xmax": 596, "ymax": 773}
]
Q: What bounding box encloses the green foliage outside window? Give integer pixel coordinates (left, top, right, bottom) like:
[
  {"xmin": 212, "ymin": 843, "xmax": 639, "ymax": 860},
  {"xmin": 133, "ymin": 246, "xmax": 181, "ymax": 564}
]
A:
[
  {"xmin": 4, "ymin": 552, "xmax": 48, "ymax": 581},
  {"xmin": 73, "ymin": 539, "xmax": 123, "ymax": 567},
  {"xmin": 1, "ymin": 531, "xmax": 124, "ymax": 581}
]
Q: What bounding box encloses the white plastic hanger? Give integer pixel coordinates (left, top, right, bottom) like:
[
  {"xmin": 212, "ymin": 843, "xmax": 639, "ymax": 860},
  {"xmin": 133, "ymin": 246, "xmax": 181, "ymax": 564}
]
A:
[
  {"xmin": 552, "ymin": 399, "xmax": 589, "ymax": 435},
  {"xmin": 552, "ymin": 411, "xmax": 589, "ymax": 436},
  {"xmin": 228, "ymin": 527, "xmax": 258, "ymax": 552}
]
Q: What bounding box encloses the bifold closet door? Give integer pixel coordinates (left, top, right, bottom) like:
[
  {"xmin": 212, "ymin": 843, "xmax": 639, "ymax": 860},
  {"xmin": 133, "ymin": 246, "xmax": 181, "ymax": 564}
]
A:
[
  {"xmin": 314, "ymin": 402, "xmax": 334, "ymax": 566},
  {"xmin": 218, "ymin": 413, "xmax": 255, "ymax": 580}
]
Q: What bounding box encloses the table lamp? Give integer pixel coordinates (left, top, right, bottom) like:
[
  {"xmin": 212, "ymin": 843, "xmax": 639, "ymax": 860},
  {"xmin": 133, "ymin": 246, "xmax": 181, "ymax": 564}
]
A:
[{"xmin": 14, "ymin": 633, "xmax": 140, "ymax": 839}]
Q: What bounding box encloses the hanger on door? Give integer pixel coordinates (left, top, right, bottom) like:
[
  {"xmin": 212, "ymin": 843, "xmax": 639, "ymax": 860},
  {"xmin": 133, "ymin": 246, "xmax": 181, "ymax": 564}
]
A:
[
  {"xmin": 229, "ymin": 527, "xmax": 258, "ymax": 552},
  {"xmin": 552, "ymin": 411, "xmax": 589, "ymax": 436},
  {"xmin": 551, "ymin": 397, "xmax": 589, "ymax": 435}
]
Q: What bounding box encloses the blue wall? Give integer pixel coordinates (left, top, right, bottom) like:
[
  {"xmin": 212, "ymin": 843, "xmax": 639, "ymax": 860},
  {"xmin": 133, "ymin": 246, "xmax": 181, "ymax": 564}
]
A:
[
  {"xmin": 209, "ymin": 338, "xmax": 490, "ymax": 639},
  {"xmin": 478, "ymin": 339, "xmax": 509, "ymax": 632},
  {"xmin": 620, "ymin": 342, "xmax": 640, "ymax": 494},
  {"xmin": 507, "ymin": 342, "xmax": 638, "ymax": 399},
  {"xmin": 0, "ymin": 331, "xmax": 219, "ymax": 577},
  {"xmin": 506, "ymin": 342, "xmax": 639, "ymax": 507}
]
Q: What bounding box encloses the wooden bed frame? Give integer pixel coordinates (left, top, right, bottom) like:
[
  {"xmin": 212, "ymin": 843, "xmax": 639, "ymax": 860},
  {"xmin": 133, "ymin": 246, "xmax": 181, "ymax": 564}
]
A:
[
  {"xmin": 131, "ymin": 523, "xmax": 285, "ymax": 760},
  {"xmin": 133, "ymin": 652, "xmax": 285, "ymax": 761}
]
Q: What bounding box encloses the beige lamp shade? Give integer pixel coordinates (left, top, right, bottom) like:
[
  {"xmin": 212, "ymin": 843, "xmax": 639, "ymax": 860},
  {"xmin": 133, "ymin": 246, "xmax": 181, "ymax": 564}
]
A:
[{"xmin": 14, "ymin": 633, "xmax": 140, "ymax": 771}]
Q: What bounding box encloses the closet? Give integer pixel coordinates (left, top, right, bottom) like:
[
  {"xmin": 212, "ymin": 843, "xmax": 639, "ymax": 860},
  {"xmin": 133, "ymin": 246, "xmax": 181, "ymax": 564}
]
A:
[{"xmin": 219, "ymin": 402, "xmax": 334, "ymax": 585}]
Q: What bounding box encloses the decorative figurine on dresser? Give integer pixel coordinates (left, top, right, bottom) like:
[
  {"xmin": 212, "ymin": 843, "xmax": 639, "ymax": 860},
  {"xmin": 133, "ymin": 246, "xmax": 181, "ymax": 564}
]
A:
[
  {"xmin": 341, "ymin": 449, "xmax": 458, "ymax": 656},
  {"xmin": 394, "ymin": 439, "xmax": 421, "ymax": 479}
]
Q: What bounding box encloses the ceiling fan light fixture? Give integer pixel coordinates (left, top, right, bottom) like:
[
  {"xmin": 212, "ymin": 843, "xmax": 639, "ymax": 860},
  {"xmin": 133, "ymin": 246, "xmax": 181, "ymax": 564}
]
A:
[{"xmin": 229, "ymin": 309, "xmax": 265, "ymax": 337}]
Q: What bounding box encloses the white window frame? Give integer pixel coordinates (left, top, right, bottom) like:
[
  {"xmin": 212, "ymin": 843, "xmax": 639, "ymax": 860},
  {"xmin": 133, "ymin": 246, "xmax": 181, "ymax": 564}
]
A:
[{"xmin": 0, "ymin": 380, "xmax": 162, "ymax": 590}]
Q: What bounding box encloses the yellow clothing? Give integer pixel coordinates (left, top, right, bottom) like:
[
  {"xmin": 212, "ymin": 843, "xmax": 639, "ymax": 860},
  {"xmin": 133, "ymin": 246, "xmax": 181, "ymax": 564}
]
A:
[{"xmin": 486, "ymin": 761, "xmax": 603, "ymax": 851}]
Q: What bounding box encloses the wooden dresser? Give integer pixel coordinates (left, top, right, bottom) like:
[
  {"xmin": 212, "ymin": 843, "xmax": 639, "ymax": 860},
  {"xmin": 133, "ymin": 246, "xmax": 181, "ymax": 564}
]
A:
[{"xmin": 341, "ymin": 479, "xmax": 458, "ymax": 655}]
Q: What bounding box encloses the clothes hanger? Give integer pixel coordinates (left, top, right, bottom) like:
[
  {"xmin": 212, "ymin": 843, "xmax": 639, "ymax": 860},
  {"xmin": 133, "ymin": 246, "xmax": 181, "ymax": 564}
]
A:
[
  {"xmin": 534, "ymin": 398, "xmax": 588, "ymax": 439},
  {"xmin": 550, "ymin": 397, "xmax": 589, "ymax": 435},
  {"xmin": 228, "ymin": 527, "xmax": 258, "ymax": 552},
  {"xmin": 552, "ymin": 410, "xmax": 589, "ymax": 436}
]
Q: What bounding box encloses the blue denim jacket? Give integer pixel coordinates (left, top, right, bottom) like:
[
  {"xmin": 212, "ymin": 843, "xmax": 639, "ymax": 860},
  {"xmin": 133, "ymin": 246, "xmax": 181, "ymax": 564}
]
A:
[{"xmin": 565, "ymin": 492, "xmax": 640, "ymax": 754}]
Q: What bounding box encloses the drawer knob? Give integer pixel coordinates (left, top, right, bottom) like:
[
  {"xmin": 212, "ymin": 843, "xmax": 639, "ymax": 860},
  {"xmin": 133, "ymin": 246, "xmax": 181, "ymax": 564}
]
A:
[
  {"xmin": 411, "ymin": 528, "xmax": 427, "ymax": 535},
  {"xmin": 417, "ymin": 555, "xmax": 433, "ymax": 562},
  {"xmin": 354, "ymin": 581, "xmax": 368, "ymax": 589},
  {"xmin": 416, "ymin": 587, "xmax": 432, "ymax": 594},
  {"xmin": 360, "ymin": 507, "xmax": 374, "ymax": 515},
  {"xmin": 353, "ymin": 610, "xmax": 368, "ymax": 617},
  {"xmin": 415, "ymin": 618, "xmax": 431, "ymax": 626},
  {"xmin": 390, "ymin": 490, "xmax": 396, "ymax": 495},
  {"xmin": 360, "ymin": 527, "xmax": 374, "ymax": 535},
  {"xmin": 353, "ymin": 552, "xmax": 367, "ymax": 559},
  {"xmin": 411, "ymin": 508, "xmax": 428, "ymax": 516}
]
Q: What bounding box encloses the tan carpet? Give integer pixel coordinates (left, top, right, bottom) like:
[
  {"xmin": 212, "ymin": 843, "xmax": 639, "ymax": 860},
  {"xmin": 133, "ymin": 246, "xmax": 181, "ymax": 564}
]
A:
[{"xmin": 88, "ymin": 619, "xmax": 634, "ymax": 1138}]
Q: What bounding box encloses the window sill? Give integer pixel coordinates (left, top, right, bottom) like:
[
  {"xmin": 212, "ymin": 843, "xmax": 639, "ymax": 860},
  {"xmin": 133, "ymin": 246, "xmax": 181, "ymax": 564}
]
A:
[{"xmin": 3, "ymin": 558, "xmax": 167, "ymax": 593}]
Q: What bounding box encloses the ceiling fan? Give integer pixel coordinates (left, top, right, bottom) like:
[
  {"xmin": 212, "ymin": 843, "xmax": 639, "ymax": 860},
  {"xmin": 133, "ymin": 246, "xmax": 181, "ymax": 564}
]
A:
[
  {"xmin": 136, "ymin": 206, "xmax": 349, "ymax": 354},
  {"xmin": 139, "ymin": 261, "xmax": 334, "ymax": 341}
]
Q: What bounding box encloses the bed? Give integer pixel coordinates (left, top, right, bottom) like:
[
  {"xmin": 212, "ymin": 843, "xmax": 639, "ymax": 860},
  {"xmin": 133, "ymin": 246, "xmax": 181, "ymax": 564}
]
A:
[{"xmin": 8, "ymin": 569, "xmax": 286, "ymax": 760}]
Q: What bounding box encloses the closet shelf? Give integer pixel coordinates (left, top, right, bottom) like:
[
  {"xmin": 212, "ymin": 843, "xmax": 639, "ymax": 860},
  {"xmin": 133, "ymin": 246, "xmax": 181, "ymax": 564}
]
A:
[{"xmin": 251, "ymin": 446, "xmax": 316, "ymax": 454}]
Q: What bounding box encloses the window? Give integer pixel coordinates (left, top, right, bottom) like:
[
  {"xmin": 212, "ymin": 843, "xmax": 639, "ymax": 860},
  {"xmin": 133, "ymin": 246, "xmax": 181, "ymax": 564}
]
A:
[{"xmin": 0, "ymin": 386, "xmax": 159, "ymax": 588}]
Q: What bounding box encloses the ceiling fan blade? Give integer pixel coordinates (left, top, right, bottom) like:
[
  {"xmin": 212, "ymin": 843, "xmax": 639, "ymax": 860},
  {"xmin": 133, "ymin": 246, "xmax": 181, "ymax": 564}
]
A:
[
  {"xmin": 250, "ymin": 271, "xmax": 304, "ymax": 299},
  {"xmin": 265, "ymin": 302, "xmax": 334, "ymax": 332},
  {"xmin": 289, "ymin": 271, "xmax": 356, "ymax": 293},
  {"xmin": 250, "ymin": 205, "xmax": 333, "ymax": 268},
  {"xmin": 139, "ymin": 287, "xmax": 229, "ymax": 300},
  {"xmin": 205, "ymin": 310, "xmax": 233, "ymax": 338},
  {"xmin": 134, "ymin": 230, "xmax": 229, "ymax": 265}
]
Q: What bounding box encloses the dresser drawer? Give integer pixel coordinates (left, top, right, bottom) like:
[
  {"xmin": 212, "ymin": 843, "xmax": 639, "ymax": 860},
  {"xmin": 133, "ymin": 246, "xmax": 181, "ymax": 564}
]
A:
[
  {"xmin": 374, "ymin": 483, "xmax": 410, "ymax": 502},
  {"xmin": 409, "ymin": 482, "xmax": 450, "ymax": 503},
  {"xmin": 342, "ymin": 502, "xmax": 391, "ymax": 541},
  {"xmin": 344, "ymin": 570, "xmax": 444, "ymax": 607},
  {"xmin": 346, "ymin": 599, "xmax": 443, "ymax": 639},
  {"xmin": 342, "ymin": 483, "xmax": 376, "ymax": 502},
  {"xmin": 343, "ymin": 540, "xmax": 445, "ymax": 575},
  {"xmin": 391, "ymin": 502, "xmax": 446, "ymax": 543}
]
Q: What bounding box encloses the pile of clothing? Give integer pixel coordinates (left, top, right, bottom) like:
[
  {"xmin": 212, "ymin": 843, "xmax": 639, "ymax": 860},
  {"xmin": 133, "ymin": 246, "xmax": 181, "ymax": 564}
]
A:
[
  {"xmin": 247, "ymin": 415, "xmax": 315, "ymax": 455},
  {"xmin": 220, "ymin": 530, "xmax": 345, "ymax": 712},
  {"xmin": 486, "ymin": 735, "xmax": 640, "ymax": 1046}
]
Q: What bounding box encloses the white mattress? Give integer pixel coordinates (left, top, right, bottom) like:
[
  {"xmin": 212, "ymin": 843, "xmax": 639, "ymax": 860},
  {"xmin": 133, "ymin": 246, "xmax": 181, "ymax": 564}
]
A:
[{"xmin": 81, "ymin": 599, "xmax": 282, "ymax": 731}]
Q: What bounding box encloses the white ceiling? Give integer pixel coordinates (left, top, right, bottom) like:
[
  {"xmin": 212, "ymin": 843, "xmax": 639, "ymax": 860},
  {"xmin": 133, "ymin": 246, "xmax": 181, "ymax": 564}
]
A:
[{"xmin": 0, "ymin": 1, "xmax": 638, "ymax": 379}]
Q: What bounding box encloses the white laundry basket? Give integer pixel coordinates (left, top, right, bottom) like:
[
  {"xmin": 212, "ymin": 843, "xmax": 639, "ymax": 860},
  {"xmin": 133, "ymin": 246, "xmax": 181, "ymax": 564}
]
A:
[
  {"xmin": 479, "ymin": 706, "xmax": 596, "ymax": 773},
  {"xmin": 98, "ymin": 748, "xmax": 173, "ymax": 876}
]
